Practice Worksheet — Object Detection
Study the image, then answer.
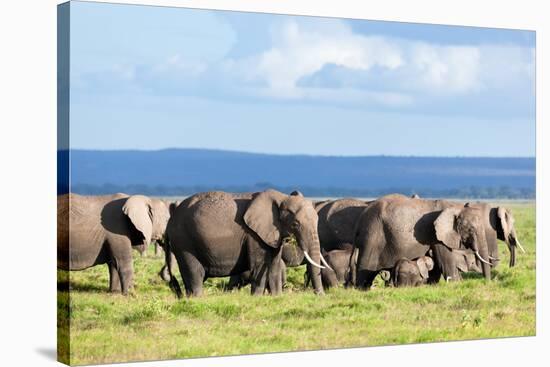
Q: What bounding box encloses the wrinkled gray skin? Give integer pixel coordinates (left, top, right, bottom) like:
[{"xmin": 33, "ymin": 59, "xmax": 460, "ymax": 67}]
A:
[
  {"xmin": 354, "ymin": 194, "xmax": 521, "ymax": 289},
  {"xmin": 316, "ymin": 198, "xmax": 371, "ymax": 251},
  {"xmin": 166, "ymin": 189, "xmax": 325, "ymax": 297},
  {"xmin": 391, "ymin": 256, "xmax": 434, "ymax": 287},
  {"xmin": 57, "ymin": 193, "xmax": 171, "ymax": 295}
]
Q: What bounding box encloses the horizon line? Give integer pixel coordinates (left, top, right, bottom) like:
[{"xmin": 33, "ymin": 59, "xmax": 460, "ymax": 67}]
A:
[{"xmin": 62, "ymin": 147, "xmax": 536, "ymax": 159}]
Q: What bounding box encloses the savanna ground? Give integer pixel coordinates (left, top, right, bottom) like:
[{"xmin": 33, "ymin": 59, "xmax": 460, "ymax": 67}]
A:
[{"xmin": 58, "ymin": 202, "xmax": 536, "ymax": 366}]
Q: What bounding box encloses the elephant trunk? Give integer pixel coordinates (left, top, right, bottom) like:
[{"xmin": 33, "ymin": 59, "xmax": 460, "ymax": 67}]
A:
[
  {"xmin": 299, "ymin": 231, "xmax": 324, "ymax": 295},
  {"xmin": 508, "ymin": 241, "xmax": 516, "ymax": 267},
  {"xmin": 507, "ymin": 228, "xmax": 524, "ymax": 267}
]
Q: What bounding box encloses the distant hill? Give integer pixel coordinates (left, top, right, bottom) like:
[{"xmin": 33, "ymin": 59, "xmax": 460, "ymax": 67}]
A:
[{"xmin": 59, "ymin": 149, "xmax": 535, "ymax": 198}]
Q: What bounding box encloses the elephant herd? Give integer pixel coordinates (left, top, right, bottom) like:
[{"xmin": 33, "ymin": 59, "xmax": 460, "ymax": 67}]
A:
[{"xmin": 57, "ymin": 189, "xmax": 524, "ymax": 297}]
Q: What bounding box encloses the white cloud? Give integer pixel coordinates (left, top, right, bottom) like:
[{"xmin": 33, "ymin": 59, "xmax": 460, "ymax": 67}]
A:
[
  {"xmin": 409, "ymin": 44, "xmax": 481, "ymax": 93},
  {"xmin": 75, "ymin": 15, "xmax": 534, "ymax": 113},
  {"xmin": 250, "ymin": 19, "xmax": 404, "ymax": 98},
  {"xmin": 235, "ymin": 19, "xmax": 533, "ymax": 107}
]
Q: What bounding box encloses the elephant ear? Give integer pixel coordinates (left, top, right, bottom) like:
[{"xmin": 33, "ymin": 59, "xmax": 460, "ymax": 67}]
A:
[
  {"xmin": 244, "ymin": 190, "xmax": 286, "ymax": 248},
  {"xmin": 123, "ymin": 195, "xmax": 153, "ymax": 246},
  {"xmin": 434, "ymin": 207, "xmax": 463, "ymax": 250},
  {"xmin": 416, "ymin": 257, "xmax": 433, "ymax": 279},
  {"xmin": 497, "ymin": 207, "xmax": 512, "ymax": 245}
]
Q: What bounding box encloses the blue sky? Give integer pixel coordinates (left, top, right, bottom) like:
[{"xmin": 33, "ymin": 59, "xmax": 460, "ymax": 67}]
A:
[{"xmin": 68, "ymin": 1, "xmax": 535, "ymax": 157}]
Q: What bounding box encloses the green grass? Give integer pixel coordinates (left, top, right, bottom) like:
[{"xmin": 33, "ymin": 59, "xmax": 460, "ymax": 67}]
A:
[{"xmin": 58, "ymin": 202, "xmax": 536, "ymax": 365}]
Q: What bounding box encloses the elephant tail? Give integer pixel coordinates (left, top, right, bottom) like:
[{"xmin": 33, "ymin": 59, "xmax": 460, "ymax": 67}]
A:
[
  {"xmin": 164, "ymin": 241, "xmax": 183, "ymax": 299},
  {"xmin": 168, "ymin": 276, "xmax": 183, "ymax": 299}
]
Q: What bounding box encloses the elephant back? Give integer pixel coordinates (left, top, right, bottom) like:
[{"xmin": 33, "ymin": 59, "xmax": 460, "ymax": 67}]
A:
[{"xmin": 318, "ymin": 199, "xmax": 369, "ymax": 248}]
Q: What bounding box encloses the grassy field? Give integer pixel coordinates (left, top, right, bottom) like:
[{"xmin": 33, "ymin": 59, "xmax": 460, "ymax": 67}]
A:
[{"xmin": 58, "ymin": 202, "xmax": 536, "ymax": 365}]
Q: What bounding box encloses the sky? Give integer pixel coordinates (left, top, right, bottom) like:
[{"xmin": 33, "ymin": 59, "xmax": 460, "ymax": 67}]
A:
[{"xmin": 67, "ymin": 1, "xmax": 536, "ymax": 157}]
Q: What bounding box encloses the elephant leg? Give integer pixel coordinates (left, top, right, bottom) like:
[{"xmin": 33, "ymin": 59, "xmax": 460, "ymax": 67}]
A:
[
  {"xmin": 250, "ymin": 265, "xmax": 268, "ymax": 296},
  {"xmin": 108, "ymin": 262, "xmax": 121, "ymax": 293},
  {"xmin": 107, "ymin": 241, "xmax": 134, "ymax": 295},
  {"xmin": 280, "ymin": 262, "xmax": 287, "ymax": 289},
  {"xmin": 116, "ymin": 258, "xmax": 134, "ymax": 295},
  {"xmin": 176, "ymin": 251, "xmax": 205, "ymax": 297},
  {"xmin": 427, "ymin": 264, "xmax": 442, "ymax": 284},
  {"xmin": 267, "ymin": 260, "xmax": 283, "ymax": 296},
  {"xmin": 321, "ymin": 268, "xmax": 339, "ymax": 289}
]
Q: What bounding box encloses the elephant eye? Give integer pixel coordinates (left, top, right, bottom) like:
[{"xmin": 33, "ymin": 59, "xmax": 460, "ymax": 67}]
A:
[{"xmin": 291, "ymin": 220, "xmax": 300, "ymax": 229}]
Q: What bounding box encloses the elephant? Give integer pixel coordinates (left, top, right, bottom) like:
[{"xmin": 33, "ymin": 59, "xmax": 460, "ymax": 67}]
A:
[
  {"xmin": 266, "ymin": 198, "xmax": 368, "ymax": 290},
  {"xmin": 318, "ymin": 243, "xmax": 357, "ymax": 289},
  {"xmin": 222, "ymin": 203, "xmax": 340, "ymax": 293},
  {"xmin": 453, "ymin": 248, "xmax": 482, "ymax": 275},
  {"xmin": 230, "ymin": 197, "xmax": 369, "ymax": 291},
  {"xmin": 218, "ymin": 197, "xmax": 377, "ymax": 292},
  {"xmin": 57, "ymin": 193, "xmax": 172, "ymax": 294},
  {"xmin": 390, "ymin": 256, "xmax": 434, "ymax": 287},
  {"xmin": 305, "ymin": 198, "xmax": 368, "ymax": 289},
  {"xmin": 380, "ymin": 250, "xmax": 480, "ymax": 286},
  {"xmin": 166, "ymin": 189, "xmax": 329, "ymax": 297},
  {"xmin": 354, "ymin": 194, "xmax": 523, "ymax": 289}
]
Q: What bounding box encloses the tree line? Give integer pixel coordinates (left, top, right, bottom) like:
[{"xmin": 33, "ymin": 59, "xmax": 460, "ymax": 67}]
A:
[{"xmin": 71, "ymin": 183, "xmax": 535, "ymax": 199}]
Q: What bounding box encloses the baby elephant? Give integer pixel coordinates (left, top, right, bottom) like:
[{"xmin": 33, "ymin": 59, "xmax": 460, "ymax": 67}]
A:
[
  {"xmin": 392, "ymin": 256, "xmax": 434, "ymax": 287},
  {"xmin": 320, "ymin": 244, "xmax": 356, "ymax": 289}
]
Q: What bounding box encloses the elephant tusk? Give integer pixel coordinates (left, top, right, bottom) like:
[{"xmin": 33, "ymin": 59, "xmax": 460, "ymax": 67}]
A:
[
  {"xmin": 488, "ymin": 256, "xmax": 500, "ymax": 261},
  {"xmin": 515, "ymin": 240, "xmax": 526, "ymax": 254},
  {"xmin": 303, "ymin": 251, "xmax": 325, "ymax": 269},
  {"xmin": 475, "ymin": 251, "xmax": 492, "ymax": 266},
  {"xmin": 319, "ymin": 253, "xmax": 334, "ymax": 271}
]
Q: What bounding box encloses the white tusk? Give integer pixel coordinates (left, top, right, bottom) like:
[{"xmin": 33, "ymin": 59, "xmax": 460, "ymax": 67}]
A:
[
  {"xmin": 475, "ymin": 251, "xmax": 492, "ymax": 265},
  {"xmin": 488, "ymin": 256, "xmax": 500, "ymax": 261},
  {"xmin": 515, "ymin": 240, "xmax": 526, "ymax": 254},
  {"xmin": 319, "ymin": 253, "xmax": 334, "ymax": 271},
  {"xmin": 303, "ymin": 251, "xmax": 325, "ymax": 269}
]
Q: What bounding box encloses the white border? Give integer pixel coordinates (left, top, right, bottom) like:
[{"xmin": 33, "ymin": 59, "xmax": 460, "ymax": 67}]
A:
[{"xmin": 0, "ymin": 1, "xmax": 545, "ymax": 366}]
